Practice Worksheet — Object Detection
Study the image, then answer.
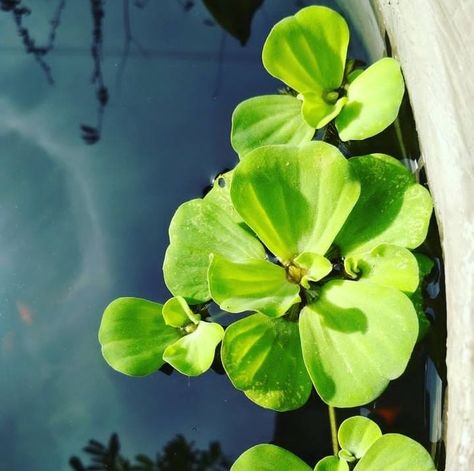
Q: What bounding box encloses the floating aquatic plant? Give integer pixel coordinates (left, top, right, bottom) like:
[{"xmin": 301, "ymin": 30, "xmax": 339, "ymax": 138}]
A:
[
  {"xmin": 97, "ymin": 4, "xmax": 438, "ymax": 469},
  {"xmin": 160, "ymin": 141, "xmax": 432, "ymax": 409},
  {"xmin": 231, "ymin": 416, "xmax": 436, "ymax": 471},
  {"xmin": 99, "ymin": 296, "xmax": 223, "ymax": 377},
  {"xmin": 231, "ymin": 6, "xmax": 405, "ymax": 159}
]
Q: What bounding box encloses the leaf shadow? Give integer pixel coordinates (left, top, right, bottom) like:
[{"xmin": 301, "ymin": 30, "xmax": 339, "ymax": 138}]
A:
[{"xmin": 317, "ymin": 298, "xmax": 368, "ymax": 334}]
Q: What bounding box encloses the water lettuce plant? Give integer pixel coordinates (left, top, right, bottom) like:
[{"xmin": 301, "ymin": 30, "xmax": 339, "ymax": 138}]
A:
[
  {"xmin": 99, "ymin": 296, "xmax": 223, "ymax": 377},
  {"xmin": 97, "ymin": 4, "xmax": 439, "ymax": 469},
  {"xmin": 231, "ymin": 416, "xmax": 436, "ymax": 471},
  {"xmin": 231, "ymin": 6, "xmax": 405, "ymax": 159},
  {"xmin": 160, "ymin": 141, "xmax": 432, "ymax": 410}
]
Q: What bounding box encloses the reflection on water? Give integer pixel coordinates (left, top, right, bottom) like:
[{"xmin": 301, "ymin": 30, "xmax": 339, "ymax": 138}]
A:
[
  {"xmin": 0, "ymin": 1, "xmax": 444, "ymax": 470},
  {"xmin": 69, "ymin": 433, "xmax": 230, "ymax": 470}
]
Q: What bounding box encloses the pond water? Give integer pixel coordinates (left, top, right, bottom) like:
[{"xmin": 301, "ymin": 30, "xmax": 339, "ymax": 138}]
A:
[{"xmin": 0, "ymin": 1, "xmax": 445, "ymax": 469}]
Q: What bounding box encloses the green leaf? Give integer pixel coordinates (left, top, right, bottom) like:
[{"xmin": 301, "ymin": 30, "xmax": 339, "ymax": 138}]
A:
[
  {"xmin": 208, "ymin": 254, "xmax": 300, "ymax": 318},
  {"xmin": 344, "ymin": 244, "xmax": 419, "ymax": 293},
  {"xmin": 410, "ymin": 253, "xmax": 435, "ymax": 341},
  {"xmin": 354, "ymin": 434, "xmax": 436, "ymax": 471},
  {"xmin": 336, "ymin": 58, "xmax": 404, "ymax": 141},
  {"xmin": 338, "ymin": 449, "xmax": 356, "ymax": 463},
  {"xmin": 314, "ymin": 456, "xmax": 350, "ymax": 471},
  {"xmin": 162, "ymin": 296, "xmax": 200, "ymax": 328},
  {"xmin": 338, "ymin": 416, "xmax": 382, "ymax": 460},
  {"xmin": 163, "ymin": 198, "xmax": 266, "ymax": 304},
  {"xmin": 336, "ymin": 154, "xmax": 432, "ymax": 256},
  {"xmin": 204, "ymin": 170, "xmax": 244, "ymax": 225},
  {"xmin": 262, "ymin": 6, "xmax": 349, "ymax": 128},
  {"xmin": 293, "ymin": 252, "xmax": 333, "ymax": 288},
  {"xmin": 301, "ymin": 94, "xmax": 347, "ymax": 129},
  {"xmin": 299, "ymin": 280, "xmax": 418, "ymax": 407},
  {"xmin": 202, "ymin": 0, "xmax": 263, "ymax": 46},
  {"xmin": 231, "ymin": 444, "xmax": 312, "ymax": 471},
  {"xmin": 98, "ymin": 297, "xmax": 181, "ymax": 376},
  {"xmin": 222, "ymin": 313, "xmax": 312, "ymax": 411},
  {"xmin": 231, "ymin": 95, "xmax": 314, "ymax": 158},
  {"xmin": 163, "ymin": 321, "xmax": 224, "ymax": 376},
  {"xmin": 231, "ymin": 142, "xmax": 360, "ymax": 263}
]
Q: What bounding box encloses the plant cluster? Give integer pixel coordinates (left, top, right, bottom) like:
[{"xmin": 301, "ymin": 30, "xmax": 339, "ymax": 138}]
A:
[{"xmin": 98, "ymin": 6, "xmax": 437, "ymax": 470}]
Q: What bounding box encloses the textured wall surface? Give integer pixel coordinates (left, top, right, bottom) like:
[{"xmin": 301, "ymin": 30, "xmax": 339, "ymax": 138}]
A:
[{"xmin": 366, "ymin": 1, "xmax": 474, "ymax": 469}]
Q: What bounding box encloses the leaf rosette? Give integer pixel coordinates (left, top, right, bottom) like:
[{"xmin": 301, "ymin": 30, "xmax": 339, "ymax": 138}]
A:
[
  {"xmin": 231, "ymin": 416, "xmax": 436, "ymax": 471},
  {"xmin": 162, "ymin": 141, "xmax": 433, "ymax": 410},
  {"xmin": 231, "ymin": 6, "xmax": 405, "ymax": 158},
  {"xmin": 99, "ymin": 296, "xmax": 224, "ymax": 377}
]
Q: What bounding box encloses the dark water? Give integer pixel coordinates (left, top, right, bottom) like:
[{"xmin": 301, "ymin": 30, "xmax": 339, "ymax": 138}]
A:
[{"xmin": 0, "ymin": 1, "xmax": 445, "ymax": 469}]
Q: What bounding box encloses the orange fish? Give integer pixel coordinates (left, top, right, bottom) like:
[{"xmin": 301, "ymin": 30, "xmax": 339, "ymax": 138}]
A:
[{"xmin": 16, "ymin": 301, "xmax": 33, "ymax": 326}]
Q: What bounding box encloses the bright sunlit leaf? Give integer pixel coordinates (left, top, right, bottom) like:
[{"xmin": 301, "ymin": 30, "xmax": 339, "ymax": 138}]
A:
[
  {"xmin": 231, "ymin": 95, "xmax": 314, "ymax": 158},
  {"xmin": 162, "ymin": 296, "xmax": 200, "ymax": 328},
  {"xmin": 99, "ymin": 297, "xmax": 181, "ymax": 376},
  {"xmin": 293, "ymin": 252, "xmax": 333, "ymax": 288},
  {"xmin": 301, "ymin": 94, "xmax": 347, "ymax": 129},
  {"xmin": 231, "ymin": 444, "xmax": 312, "ymax": 471},
  {"xmin": 354, "ymin": 434, "xmax": 436, "ymax": 471},
  {"xmin": 204, "ymin": 170, "xmax": 244, "ymax": 225},
  {"xmin": 231, "ymin": 142, "xmax": 360, "ymax": 263},
  {"xmin": 163, "ymin": 321, "xmax": 224, "ymax": 376},
  {"xmin": 163, "ymin": 198, "xmax": 266, "ymax": 304},
  {"xmin": 222, "ymin": 313, "xmax": 312, "ymax": 411},
  {"xmin": 336, "ymin": 58, "xmax": 404, "ymax": 141},
  {"xmin": 262, "ymin": 6, "xmax": 349, "ymax": 128},
  {"xmin": 338, "ymin": 416, "xmax": 382, "ymax": 459},
  {"xmin": 315, "ymin": 456, "xmax": 350, "ymax": 471},
  {"xmin": 208, "ymin": 254, "xmax": 300, "ymax": 318},
  {"xmin": 344, "ymin": 244, "xmax": 419, "ymax": 293},
  {"xmin": 299, "ymin": 280, "xmax": 418, "ymax": 407}
]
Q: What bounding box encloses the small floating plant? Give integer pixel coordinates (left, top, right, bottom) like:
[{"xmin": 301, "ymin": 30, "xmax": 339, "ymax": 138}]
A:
[{"xmin": 98, "ymin": 5, "xmax": 438, "ymax": 470}]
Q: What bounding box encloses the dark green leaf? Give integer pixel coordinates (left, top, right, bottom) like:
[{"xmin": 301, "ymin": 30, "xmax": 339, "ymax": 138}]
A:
[{"xmin": 336, "ymin": 154, "xmax": 432, "ymax": 256}]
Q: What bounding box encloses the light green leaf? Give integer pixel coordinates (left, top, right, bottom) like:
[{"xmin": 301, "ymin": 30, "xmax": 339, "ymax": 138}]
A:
[
  {"xmin": 336, "ymin": 58, "xmax": 405, "ymax": 141},
  {"xmin": 301, "ymin": 94, "xmax": 347, "ymax": 129},
  {"xmin": 163, "ymin": 321, "xmax": 224, "ymax": 376},
  {"xmin": 300, "ymin": 280, "xmax": 418, "ymax": 407},
  {"xmin": 231, "ymin": 444, "xmax": 312, "ymax": 471},
  {"xmin": 162, "ymin": 296, "xmax": 200, "ymax": 328},
  {"xmin": 314, "ymin": 456, "xmax": 350, "ymax": 471},
  {"xmin": 99, "ymin": 297, "xmax": 181, "ymax": 377},
  {"xmin": 354, "ymin": 434, "xmax": 436, "ymax": 471},
  {"xmin": 231, "ymin": 142, "xmax": 360, "ymax": 263},
  {"xmin": 410, "ymin": 253, "xmax": 435, "ymax": 341},
  {"xmin": 293, "ymin": 252, "xmax": 333, "ymax": 288},
  {"xmin": 338, "ymin": 416, "xmax": 382, "ymax": 460},
  {"xmin": 262, "ymin": 6, "xmax": 349, "ymax": 129},
  {"xmin": 344, "ymin": 244, "xmax": 419, "ymax": 293},
  {"xmin": 204, "ymin": 170, "xmax": 244, "ymax": 225},
  {"xmin": 222, "ymin": 313, "xmax": 312, "ymax": 411},
  {"xmin": 338, "ymin": 449, "xmax": 356, "ymax": 462},
  {"xmin": 336, "ymin": 154, "xmax": 432, "ymax": 256},
  {"xmin": 163, "ymin": 198, "xmax": 266, "ymax": 304},
  {"xmin": 208, "ymin": 254, "xmax": 300, "ymax": 318},
  {"xmin": 231, "ymin": 95, "xmax": 314, "ymax": 158}
]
